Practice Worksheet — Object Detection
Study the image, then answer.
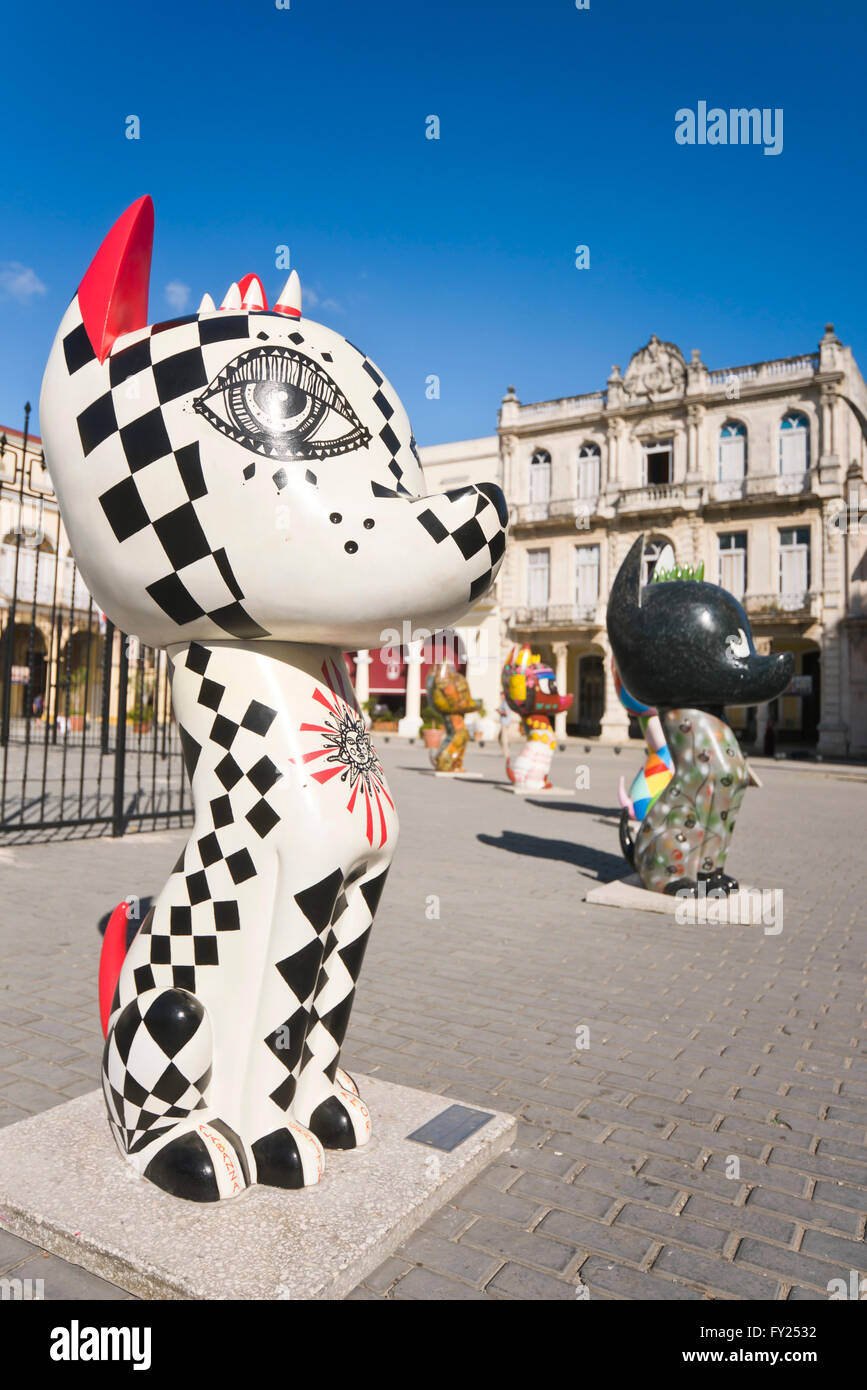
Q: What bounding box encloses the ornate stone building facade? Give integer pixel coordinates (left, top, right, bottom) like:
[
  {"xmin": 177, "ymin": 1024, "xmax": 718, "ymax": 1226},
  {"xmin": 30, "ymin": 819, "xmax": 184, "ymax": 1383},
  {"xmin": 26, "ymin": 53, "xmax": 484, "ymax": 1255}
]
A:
[
  {"xmin": 497, "ymin": 325, "xmax": 867, "ymax": 757},
  {"xmin": 11, "ymin": 320, "xmax": 866, "ymax": 759},
  {"xmin": 0, "ymin": 423, "xmax": 100, "ymax": 724},
  {"xmin": 0, "ymin": 421, "xmax": 153, "ymax": 732}
]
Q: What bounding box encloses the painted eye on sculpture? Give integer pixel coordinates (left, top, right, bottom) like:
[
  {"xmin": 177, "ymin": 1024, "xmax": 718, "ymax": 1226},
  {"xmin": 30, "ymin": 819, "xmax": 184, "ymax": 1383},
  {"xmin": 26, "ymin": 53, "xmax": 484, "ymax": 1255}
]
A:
[
  {"xmin": 537, "ymin": 677, "xmax": 552, "ymax": 693},
  {"xmin": 725, "ymin": 628, "xmax": 751, "ymax": 659},
  {"xmin": 194, "ymin": 347, "xmax": 371, "ymax": 461}
]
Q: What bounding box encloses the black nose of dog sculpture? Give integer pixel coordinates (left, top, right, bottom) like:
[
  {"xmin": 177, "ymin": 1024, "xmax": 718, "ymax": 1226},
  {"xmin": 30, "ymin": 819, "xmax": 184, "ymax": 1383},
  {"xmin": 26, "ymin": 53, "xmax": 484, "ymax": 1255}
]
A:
[{"xmin": 607, "ymin": 535, "xmax": 794, "ymax": 897}]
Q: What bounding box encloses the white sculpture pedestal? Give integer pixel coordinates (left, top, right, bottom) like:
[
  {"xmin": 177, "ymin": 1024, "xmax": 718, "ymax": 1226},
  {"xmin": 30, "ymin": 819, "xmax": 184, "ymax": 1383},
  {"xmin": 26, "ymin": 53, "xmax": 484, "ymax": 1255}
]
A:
[
  {"xmin": 0, "ymin": 1076, "xmax": 515, "ymax": 1301},
  {"xmin": 585, "ymin": 874, "xmax": 780, "ymax": 934}
]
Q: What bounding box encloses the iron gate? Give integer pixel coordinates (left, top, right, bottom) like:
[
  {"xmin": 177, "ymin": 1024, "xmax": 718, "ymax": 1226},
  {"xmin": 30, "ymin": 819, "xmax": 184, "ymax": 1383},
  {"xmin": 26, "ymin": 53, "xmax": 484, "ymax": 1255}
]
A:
[{"xmin": 0, "ymin": 407, "xmax": 192, "ymax": 841}]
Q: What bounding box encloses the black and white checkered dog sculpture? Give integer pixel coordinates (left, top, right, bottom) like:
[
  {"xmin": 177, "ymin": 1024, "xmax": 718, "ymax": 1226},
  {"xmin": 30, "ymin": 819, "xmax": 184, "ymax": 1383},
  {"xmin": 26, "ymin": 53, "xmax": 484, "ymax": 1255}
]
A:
[{"xmin": 39, "ymin": 197, "xmax": 507, "ymax": 1201}]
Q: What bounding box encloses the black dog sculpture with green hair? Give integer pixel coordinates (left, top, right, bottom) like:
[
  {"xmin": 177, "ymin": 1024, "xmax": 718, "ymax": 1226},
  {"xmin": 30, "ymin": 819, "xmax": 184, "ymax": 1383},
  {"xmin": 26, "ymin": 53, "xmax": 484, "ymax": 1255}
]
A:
[{"xmin": 607, "ymin": 535, "xmax": 793, "ymax": 896}]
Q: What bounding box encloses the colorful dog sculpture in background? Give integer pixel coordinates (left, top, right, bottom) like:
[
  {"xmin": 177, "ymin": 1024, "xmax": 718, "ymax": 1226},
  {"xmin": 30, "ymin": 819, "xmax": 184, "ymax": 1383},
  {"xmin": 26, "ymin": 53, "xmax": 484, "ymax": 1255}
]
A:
[
  {"xmin": 40, "ymin": 196, "xmax": 508, "ymax": 1200},
  {"xmin": 425, "ymin": 662, "xmax": 479, "ymax": 773},
  {"xmin": 501, "ymin": 645, "xmax": 572, "ymax": 791},
  {"xmin": 607, "ymin": 535, "xmax": 792, "ymax": 896}
]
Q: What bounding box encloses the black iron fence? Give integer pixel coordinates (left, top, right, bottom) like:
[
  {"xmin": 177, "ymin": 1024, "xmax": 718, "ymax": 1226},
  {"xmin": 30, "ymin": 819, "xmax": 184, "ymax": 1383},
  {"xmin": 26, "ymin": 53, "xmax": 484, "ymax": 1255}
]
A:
[{"xmin": 0, "ymin": 410, "xmax": 191, "ymax": 840}]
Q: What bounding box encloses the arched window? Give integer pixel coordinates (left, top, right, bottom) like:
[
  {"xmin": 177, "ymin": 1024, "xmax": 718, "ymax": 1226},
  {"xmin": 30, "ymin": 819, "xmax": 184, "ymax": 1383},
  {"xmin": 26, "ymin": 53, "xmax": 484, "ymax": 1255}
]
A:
[
  {"xmin": 529, "ymin": 449, "xmax": 551, "ymax": 503},
  {"xmin": 778, "ymin": 412, "xmax": 809, "ymax": 476},
  {"xmin": 718, "ymin": 421, "xmax": 747, "ymax": 481},
  {"xmin": 577, "ymin": 443, "xmax": 601, "ymax": 499},
  {"xmin": 642, "ymin": 536, "xmax": 673, "ymax": 587}
]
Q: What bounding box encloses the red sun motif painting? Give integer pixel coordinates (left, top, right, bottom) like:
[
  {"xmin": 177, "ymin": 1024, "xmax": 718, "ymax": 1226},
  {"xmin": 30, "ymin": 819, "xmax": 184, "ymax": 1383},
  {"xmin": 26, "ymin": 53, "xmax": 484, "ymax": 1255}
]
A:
[{"xmin": 300, "ymin": 658, "xmax": 394, "ymax": 848}]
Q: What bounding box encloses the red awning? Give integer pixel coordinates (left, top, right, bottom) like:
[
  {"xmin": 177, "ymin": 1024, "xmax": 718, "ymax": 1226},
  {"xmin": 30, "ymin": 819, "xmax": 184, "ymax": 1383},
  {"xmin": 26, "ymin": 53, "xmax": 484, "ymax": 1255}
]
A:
[{"xmin": 349, "ymin": 632, "xmax": 467, "ymax": 694}]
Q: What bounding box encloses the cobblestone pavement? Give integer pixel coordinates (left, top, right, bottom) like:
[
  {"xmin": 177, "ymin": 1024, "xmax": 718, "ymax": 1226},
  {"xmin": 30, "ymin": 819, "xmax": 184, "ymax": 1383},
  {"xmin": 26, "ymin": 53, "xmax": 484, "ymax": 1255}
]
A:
[{"xmin": 0, "ymin": 741, "xmax": 865, "ymax": 1301}]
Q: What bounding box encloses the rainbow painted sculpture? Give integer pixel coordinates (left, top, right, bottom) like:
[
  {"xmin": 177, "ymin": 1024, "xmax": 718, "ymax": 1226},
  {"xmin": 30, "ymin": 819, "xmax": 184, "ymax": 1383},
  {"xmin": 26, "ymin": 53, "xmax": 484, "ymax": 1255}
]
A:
[
  {"xmin": 613, "ymin": 663, "xmax": 674, "ymax": 826},
  {"xmin": 425, "ymin": 662, "xmax": 479, "ymax": 773},
  {"xmin": 501, "ymin": 645, "xmax": 572, "ymax": 791},
  {"xmin": 39, "ymin": 197, "xmax": 507, "ymax": 1201},
  {"xmin": 607, "ymin": 535, "xmax": 792, "ymax": 896}
]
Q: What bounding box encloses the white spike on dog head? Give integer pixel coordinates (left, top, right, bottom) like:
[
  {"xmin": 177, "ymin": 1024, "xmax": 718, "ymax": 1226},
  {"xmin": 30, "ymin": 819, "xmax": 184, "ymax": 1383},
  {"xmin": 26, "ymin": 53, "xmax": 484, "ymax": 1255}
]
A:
[
  {"xmin": 274, "ymin": 269, "xmax": 302, "ymax": 319},
  {"xmin": 220, "ymin": 282, "xmax": 242, "ymax": 311},
  {"xmin": 241, "ymin": 277, "xmax": 265, "ymax": 310},
  {"xmin": 198, "ymin": 292, "xmax": 216, "ymax": 314}
]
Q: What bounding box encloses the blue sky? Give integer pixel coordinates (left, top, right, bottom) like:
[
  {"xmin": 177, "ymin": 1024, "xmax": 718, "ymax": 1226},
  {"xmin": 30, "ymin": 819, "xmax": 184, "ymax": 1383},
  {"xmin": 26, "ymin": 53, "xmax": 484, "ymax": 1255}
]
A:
[{"xmin": 0, "ymin": 0, "xmax": 864, "ymax": 445}]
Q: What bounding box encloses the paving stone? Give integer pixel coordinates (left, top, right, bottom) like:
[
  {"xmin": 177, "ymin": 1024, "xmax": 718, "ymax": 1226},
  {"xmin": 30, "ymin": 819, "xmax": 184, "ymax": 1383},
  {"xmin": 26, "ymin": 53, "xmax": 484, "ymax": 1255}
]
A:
[
  {"xmin": 811, "ymin": 1180, "xmax": 867, "ymax": 1214},
  {"xmin": 362, "ymin": 1256, "xmax": 414, "ymax": 1294},
  {"xmin": 614, "ymin": 1202, "xmax": 728, "ymax": 1254},
  {"xmin": 683, "ymin": 1194, "xmax": 798, "ymax": 1246},
  {"xmin": 747, "ymin": 1187, "xmax": 863, "ymax": 1235},
  {"xmin": 0, "ymin": 1228, "xmax": 41, "ymax": 1271},
  {"xmin": 536, "ymin": 1209, "xmax": 656, "ymax": 1265},
  {"xmin": 799, "ymin": 1227, "xmax": 867, "ymax": 1269},
  {"xmin": 486, "ymin": 1261, "xmax": 578, "ymax": 1300},
  {"xmin": 640, "ymin": 1157, "xmax": 752, "ymax": 1200},
  {"xmin": 767, "ymin": 1148, "xmax": 867, "ymax": 1185},
  {"xmin": 0, "ymin": 1079, "xmax": 67, "ymax": 1112},
  {"xmin": 510, "ymin": 1170, "xmax": 616, "ymax": 1220},
  {"xmin": 702, "ymin": 1152, "xmax": 811, "ymax": 1196},
  {"xmin": 451, "ymin": 1180, "xmax": 544, "ymax": 1227},
  {"xmin": 497, "ymin": 1144, "xmax": 578, "ymax": 1180},
  {"xmin": 421, "ymin": 1204, "xmax": 475, "ymax": 1239},
  {"xmin": 11, "ymin": 1254, "xmax": 134, "ymax": 1300},
  {"xmin": 654, "ymin": 1245, "xmax": 783, "ymax": 1300},
  {"xmin": 392, "ymin": 1266, "xmax": 489, "ymax": 1300},
  {"xmin": 578, "ymin": 1254, "xmax": 706, "ymax": 1301},
  {"xmin": 399, "ymin": 1231, "xmax": 502, "ymax": 1286},
  {"xmin": 733, "ymin": 1238, "xmax": 842, "ymax": 1292},
  {"xmin": 459, "ymin": 1217, "xmax": 576, "ymax": 1273}
]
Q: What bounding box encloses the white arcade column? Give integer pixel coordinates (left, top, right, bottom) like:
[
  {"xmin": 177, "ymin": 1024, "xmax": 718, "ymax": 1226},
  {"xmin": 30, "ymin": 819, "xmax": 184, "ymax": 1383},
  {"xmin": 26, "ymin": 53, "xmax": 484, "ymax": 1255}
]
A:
[
  {"xmin": 553, "ymin": 642, "xmax": 569, "ymax": 740},
  {"xmin": 398, "ymin": 640, "xmax": 423, "ymax": 738},
  {"xmin": 353, "ymin": 649, "xmax": 371, "ymax": 718}
]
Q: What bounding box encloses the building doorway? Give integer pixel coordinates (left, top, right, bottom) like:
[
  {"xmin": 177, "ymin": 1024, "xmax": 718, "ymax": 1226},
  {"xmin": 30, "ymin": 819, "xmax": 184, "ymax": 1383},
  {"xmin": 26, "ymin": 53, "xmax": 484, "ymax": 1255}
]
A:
[{"xmin": 575, "ymin": 654, "xmax": 604, "ymax": 737}]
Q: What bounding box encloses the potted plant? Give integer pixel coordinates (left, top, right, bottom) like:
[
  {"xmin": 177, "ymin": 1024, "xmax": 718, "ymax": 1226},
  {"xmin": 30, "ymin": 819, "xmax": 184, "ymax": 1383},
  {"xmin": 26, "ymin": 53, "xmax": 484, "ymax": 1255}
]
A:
[
  {"xmin": 365, "ymin": 698, "xmax": 399, "ymax": 733},
  {"xmin": 127, "ymin": 672, "xmax": 155, "ymax": 735},
  {"xmin": 127, "ymin": 697, "xmax": 154, "ymax": 736},
  {"xmin": 422, "ymin": 704, "xmax": 445, "ymax": 750},
  {"xmin": 67, "ymin": 665, "xmax": 88, "ymax": 731}
]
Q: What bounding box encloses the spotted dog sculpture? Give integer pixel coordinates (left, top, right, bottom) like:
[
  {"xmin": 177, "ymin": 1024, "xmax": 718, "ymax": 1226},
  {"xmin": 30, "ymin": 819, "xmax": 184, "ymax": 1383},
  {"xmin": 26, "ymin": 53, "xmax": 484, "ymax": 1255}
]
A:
[
  {"xmin": 607, "ymin": 535, "xmax": 792, "ymax": 896},
  {"xmin": 425, "ymin": 662, "xmax": 479, "ymax": 773},
  {"xmin": 501, "ymin": 645, "xmax": 572, "ymax": 791},
  {"xmin": 39, "ymin": 197, "xmax": 508, "ymax": 1201}
]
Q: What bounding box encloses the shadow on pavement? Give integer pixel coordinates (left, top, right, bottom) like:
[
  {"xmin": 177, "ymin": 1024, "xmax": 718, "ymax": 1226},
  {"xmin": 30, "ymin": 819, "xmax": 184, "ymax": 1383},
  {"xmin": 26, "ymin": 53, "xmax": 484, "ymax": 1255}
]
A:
[{"xmin": 477, "ymin": 829, "xmax": 626, "ymax": 881}]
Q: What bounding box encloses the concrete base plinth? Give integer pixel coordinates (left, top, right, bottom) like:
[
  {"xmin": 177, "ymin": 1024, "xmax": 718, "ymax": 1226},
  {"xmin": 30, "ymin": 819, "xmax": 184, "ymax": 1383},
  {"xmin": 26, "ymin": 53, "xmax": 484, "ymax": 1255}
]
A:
[
  {"xmin": 431, "ymin": 770, "xmax": 484, "ymax": 779},
  {"xmin": 0, "ymin": 1077, "xmax": 515, "ymax": 1301},
  {"xmin": 585, "ymin": 873, "xmax": 769, "ymax": 920}
]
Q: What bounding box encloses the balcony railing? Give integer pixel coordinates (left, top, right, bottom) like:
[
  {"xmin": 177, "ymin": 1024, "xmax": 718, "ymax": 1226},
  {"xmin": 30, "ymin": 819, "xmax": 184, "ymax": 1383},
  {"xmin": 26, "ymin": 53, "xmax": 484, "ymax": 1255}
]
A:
[
  {"xmin": 617, "ymin": 482, "xmax": 688, "ymax": 511},
  {"xmin": 708, "ymin": 471, "xmax": 814, "ymax": 503},
  {"xmin": 511, "ymin": 496, "xmax": 600, "ymax": 525},
  {"xmin": 517, "ymin": 392, "xmax": 606, "ymax": 423},
  {"xmin": 0, "ymin": 544, "xmax": 91, "ymax": 611},
  {"xmin": 706, "ymin": 354, "xmax": 818, "ymax": 389},
  {"xmin": 511, "ymin": 602, "xmax": 602, "ymax": 628},
  {"xmin": 744, "ymin": 591, "xmax": 817, "ymax": 619}
]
